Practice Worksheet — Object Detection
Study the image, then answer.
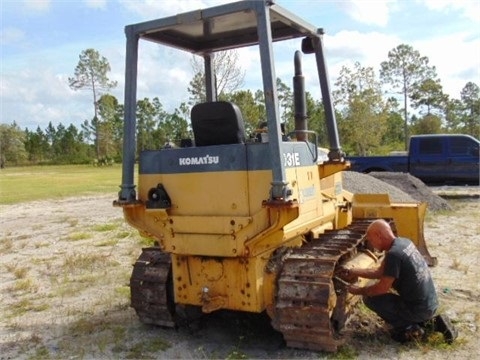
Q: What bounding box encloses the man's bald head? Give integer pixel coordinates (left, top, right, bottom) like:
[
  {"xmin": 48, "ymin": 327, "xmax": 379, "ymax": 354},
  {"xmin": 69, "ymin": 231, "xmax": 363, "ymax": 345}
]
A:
[{"xmin": 365, "ymin": 219, "xmax": 396, "ymax": 251}]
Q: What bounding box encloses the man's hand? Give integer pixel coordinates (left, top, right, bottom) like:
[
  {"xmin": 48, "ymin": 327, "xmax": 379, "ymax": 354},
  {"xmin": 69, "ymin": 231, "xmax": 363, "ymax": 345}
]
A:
[
  {"xmin": 335, "ymin": 266, "xmax": 358, "ymax": 283},
  {"xmin": 347, "ymin": 284, "xmax": 363, "ymax": 295},
  {"xmin": 347, "ymin": 275, "xmax": 394, "ymax": 297}
]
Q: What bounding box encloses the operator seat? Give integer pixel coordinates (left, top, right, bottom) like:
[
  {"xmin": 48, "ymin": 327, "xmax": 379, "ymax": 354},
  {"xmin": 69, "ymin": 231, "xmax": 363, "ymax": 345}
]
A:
[{"xmin": 191, "ymin": 101, "xmax": 246, "ymax": 146}]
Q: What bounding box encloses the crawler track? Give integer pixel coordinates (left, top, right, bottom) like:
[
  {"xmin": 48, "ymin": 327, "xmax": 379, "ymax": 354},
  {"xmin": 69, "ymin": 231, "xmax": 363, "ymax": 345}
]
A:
[
  {"xmin": 130, "ymin": 247, "xmax": 176, "ymax": 327},
  {"xmin": 273, "ymin": 219, "xmax": 393, "ymax": 352}
]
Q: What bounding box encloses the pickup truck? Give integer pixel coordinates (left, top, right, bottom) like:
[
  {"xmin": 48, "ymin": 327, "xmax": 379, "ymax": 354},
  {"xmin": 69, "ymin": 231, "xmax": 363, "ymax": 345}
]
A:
[{"xmin": 347, "ymin": 134, "xmax": 480, "ymax": 185}]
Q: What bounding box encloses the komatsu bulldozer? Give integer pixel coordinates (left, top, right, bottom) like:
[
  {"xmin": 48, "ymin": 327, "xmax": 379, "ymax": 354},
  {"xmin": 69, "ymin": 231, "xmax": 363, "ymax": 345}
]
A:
[{"xmin": 114, "ymin": 0, "xmax": 435, "ymax": 352}]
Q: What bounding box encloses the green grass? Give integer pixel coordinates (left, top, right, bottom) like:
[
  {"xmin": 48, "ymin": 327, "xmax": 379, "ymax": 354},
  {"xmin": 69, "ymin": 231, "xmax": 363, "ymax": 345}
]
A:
[
  {"xmin": 67, "ymin": 232, "xmax": 92, "ymax": 241},
  {"xmin": 95, "ymin": 238, "xmax": 119, "ymax": 247},
  {"xmin": 125, "ymin": 338, "xmax": 171, "ymax": 359},
  {"xmin": 92, "ymin": 223, "xmax": 119, "ymax": 232},
  {"xmin": 0, "ymin": 164, "xmax": 131, "ymax": 205}
]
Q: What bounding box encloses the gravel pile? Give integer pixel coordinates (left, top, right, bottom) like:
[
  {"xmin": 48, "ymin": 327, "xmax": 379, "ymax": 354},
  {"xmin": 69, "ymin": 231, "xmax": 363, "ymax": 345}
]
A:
[
  {"xmin": 342, "ymin": 171, "xmax": 416, "ymax": 202},
  {"xmin": 342, "ymin": 171, "xmax": 452, "ymax": 212},
  {"xmin": 369, "ymin": 172, "xmax": 452, "ymax": 212}
]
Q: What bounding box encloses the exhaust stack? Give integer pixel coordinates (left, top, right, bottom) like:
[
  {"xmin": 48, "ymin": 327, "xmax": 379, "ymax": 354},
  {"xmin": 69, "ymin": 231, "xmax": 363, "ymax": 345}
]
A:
[{"xmin": 293, "ymin": 51, "xmax": 307, "ymax": 141}]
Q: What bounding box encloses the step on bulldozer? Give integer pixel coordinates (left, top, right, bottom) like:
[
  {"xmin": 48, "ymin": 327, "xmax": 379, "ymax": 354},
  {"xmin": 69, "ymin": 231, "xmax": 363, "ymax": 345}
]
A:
[{"xmin": 114, "ymin": 0, "xmax": 436, "ymax": 352}]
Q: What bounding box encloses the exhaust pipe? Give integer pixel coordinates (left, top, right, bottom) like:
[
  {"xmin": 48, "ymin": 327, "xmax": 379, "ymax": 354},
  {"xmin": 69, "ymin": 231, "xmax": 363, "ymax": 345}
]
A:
[{"xmin": 293, "ymin": 51, "xmax": 307, "ymax": 141}]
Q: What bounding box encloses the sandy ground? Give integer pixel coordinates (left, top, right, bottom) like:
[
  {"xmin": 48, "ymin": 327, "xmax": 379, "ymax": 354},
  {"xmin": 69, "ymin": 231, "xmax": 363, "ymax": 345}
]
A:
[{"xmin": 0, "ymin": 190, "xmax": 479, "ymax": 359}]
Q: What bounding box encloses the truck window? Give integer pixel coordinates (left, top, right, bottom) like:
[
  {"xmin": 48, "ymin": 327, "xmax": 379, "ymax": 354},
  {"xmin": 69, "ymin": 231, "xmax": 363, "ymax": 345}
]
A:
[
  {"xmin": 418, "ymin": 138, "xmax": 442, "ymax": 155},
  {"xmin": 450, "ymin": 137, "xmax": 478, "ymax": 155}
]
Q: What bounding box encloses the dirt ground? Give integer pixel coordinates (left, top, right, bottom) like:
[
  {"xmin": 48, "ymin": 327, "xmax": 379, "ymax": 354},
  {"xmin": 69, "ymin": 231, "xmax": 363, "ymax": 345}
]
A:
[{"xmin": 0, "ymin": 188, "xmax": 479, "ymax": 359}]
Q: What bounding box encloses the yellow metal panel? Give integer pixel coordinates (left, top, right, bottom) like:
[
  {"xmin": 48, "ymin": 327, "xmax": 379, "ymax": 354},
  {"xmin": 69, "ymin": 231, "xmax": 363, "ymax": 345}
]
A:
[
  {"xmin": 163, "ymin": 215, "xmax": 252, "ymax": 235},
  {"xmin": 321, "ymin": 171, "xmax": 346, "ymax": 200},
  {"xmin": 139, "ymin": 172, "xmax": 250, "ymax": 216},
  {"xmin": 246, "ymin": 207, "xmax": 301, "ymax": 257},
  {"xmin": 124, "ymin": 197, "xmax": 295, "ymax": 258},
  {"xmin": 172, "ymin": 254, "xmax": 270, "ymax": 313},
  {"xmin": 319, "ymin": 162, "xmax": 350, "ymax": 179},
  {"xmin": 282, "ymin": 164, "xmax": 342, "ymax": 238},
  {"xmin": 247, "ymin": 170, "xmax": 271, "ymax": 214},
  {"xmin": 352, "ymin": 193, "xmax": 421, "ymax": 241},
  {"xmin": 161, "ymin": 208, "xmax": 300, "ymax": 257},
  {"xmin": 167, "ymin": 233, "xmax": 240, "ymax": 257}
]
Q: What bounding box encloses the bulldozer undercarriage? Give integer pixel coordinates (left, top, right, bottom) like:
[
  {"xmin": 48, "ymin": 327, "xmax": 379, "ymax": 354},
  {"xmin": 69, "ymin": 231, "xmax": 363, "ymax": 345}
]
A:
[
  {"xmin": 130, "ymin": 218, "xmax": 387, "ymax": 352},
  {"xmin": 272, "ymin": 218, "xmax": 385, "ymax": 352}
]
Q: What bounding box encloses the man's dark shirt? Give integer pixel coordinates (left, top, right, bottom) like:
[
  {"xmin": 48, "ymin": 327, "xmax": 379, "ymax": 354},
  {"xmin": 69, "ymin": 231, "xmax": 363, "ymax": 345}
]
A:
[{"xmin": 383, "ymin": 237, "xmax": 438, "ymax": 312}]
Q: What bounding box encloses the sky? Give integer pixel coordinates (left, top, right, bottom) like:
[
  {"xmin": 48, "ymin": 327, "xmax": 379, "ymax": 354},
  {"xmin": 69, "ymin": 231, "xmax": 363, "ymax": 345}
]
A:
[{"xmin": 1, "ymin": 0, "xmax": 479, "ymax": 131}]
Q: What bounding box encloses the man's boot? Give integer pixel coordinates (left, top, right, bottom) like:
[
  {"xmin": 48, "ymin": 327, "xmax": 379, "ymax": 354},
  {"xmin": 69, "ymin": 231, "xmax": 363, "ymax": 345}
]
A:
[{"xmin": 433, "ymin": 314, "xmax": 458, "ymax": 344}]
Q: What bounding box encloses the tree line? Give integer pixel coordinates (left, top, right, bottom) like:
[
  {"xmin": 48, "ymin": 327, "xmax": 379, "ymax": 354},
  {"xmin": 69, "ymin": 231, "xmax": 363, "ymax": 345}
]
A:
[{"xmin": 1, "ymin": 45, "xmax": 479, "ymax": 167}]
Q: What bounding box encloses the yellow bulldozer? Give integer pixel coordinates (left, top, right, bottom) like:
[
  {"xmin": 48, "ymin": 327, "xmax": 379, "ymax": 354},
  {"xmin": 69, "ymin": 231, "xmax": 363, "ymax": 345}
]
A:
[{"xmin": 114, "ymin": 0, "xmax": 435, "ymax": 352}]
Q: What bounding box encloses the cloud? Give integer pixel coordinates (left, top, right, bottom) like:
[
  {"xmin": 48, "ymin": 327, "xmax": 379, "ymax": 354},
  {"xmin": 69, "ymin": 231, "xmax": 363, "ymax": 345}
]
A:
[
  {"xmin": 2, "ymin": 67, "xmax": 90, "ymax": 129},
  {"xmin": 0, "ymin": 27, "xmax": 25, "ymax": 45},
  {"xmin": 421, "ymin": 0, "xmax": 480, "ymax": 22},
  {"xmin": 306, "ymin": 29, "xmax": 477, "ymax": 102},
  {"xmin": 413, "ymin": 31, "xmax": 480, "ymax": 98},
  {"xmin": 326, "ymin": 30, "xmax": 400, "ymax": 71},
  {"xmin": 130, "ymin": 42, "xmax": 194, "ymax": 109},
  {"xmin": 22, "ymin": 0, "xmax": 51, "ymax": 13},
  {"xmin": 338, "ymin": 0, "xmax": 398, "ymax": 27},
  {"xmin": 321, "ymin": 28, "xmax": 479, "ymax": 100},
  {"xmin": 272, "ymin": 30, "xmax": 401, "ymax": 102},
  {"xmin": 84, "ymin": 0, "xmax": 107, "ymax": 10},
  {"xmin": 119, "ymin": 0, "xmax": 230, "ymax": 19}
]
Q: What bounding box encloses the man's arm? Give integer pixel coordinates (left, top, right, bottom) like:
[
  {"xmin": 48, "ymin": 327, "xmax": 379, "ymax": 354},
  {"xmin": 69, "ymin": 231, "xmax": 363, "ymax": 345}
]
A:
[
  {"xmin": 348, "ymin": 259, "xmax": 385, "ymax": 279},
  {"xmin": 342, "ymin": 259, "xmax": 395, "ymax": 296},
  {"xmin": 347, "ymin": 275, "xmax": 395, "ymax": 296}
]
